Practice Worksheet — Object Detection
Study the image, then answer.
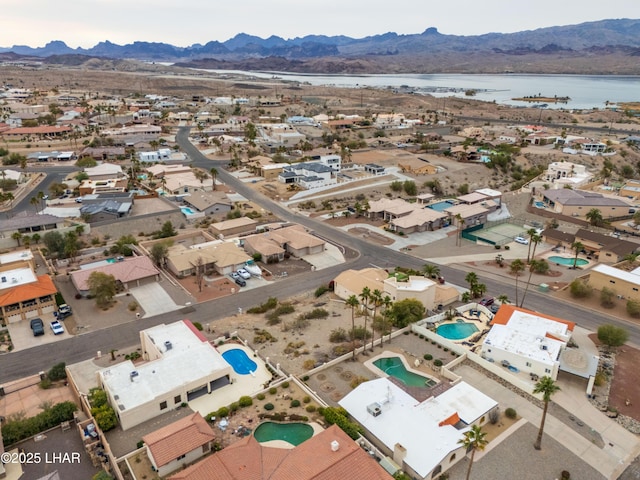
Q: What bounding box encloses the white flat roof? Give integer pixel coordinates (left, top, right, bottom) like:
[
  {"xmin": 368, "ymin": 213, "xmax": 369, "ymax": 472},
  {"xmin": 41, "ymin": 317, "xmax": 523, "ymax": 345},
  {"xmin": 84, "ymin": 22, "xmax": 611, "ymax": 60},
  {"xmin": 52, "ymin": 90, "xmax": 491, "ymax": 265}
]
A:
[
  {"xmin": 0, "ymin": 250, "xmax": 33, "ymax": 265},
  {"xmin": 385, "ymin": 276, "xmax": 436, "ymax": 292},
  {"xmin": 99, "ymin": 322, "xmax": 230, "ymax": 413},
  {"xmin": 483, "ymin": 324, "xmax": 564, "ymax": 365},
  {"xmin": 504, "ymin": 311, "xmax": 569, "ymax": 338},
  {"xmin": 339, "ymin": 378, "xmax": 496, "ymax": 478},
  {"xmin": 0, "ymin": 267, "xmax": 37, "ymax": 290},
  {"xmin": 593, "ymin": 264, "xmax": 640, "ymax": 287}
]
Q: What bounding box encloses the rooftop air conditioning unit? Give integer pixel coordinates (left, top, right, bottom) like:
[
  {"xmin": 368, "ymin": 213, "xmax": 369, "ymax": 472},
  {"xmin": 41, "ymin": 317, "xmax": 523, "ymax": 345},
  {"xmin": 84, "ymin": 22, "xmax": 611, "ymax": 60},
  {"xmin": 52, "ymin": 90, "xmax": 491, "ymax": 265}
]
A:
[
  {"xmin": 165, "ymin": 340, "xmax": 173, "ymax": 351},
  {"xmin": 331, "ymin": 440, "xmax": 340, "ymax": 451}
]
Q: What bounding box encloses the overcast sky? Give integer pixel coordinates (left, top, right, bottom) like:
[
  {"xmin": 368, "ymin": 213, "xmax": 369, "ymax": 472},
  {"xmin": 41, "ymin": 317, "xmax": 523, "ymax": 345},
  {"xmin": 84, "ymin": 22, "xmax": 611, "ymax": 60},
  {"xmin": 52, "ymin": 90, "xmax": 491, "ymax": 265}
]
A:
[{"xmin": 3, "ymin": 0, "xmax": 639, "ymax": 49}]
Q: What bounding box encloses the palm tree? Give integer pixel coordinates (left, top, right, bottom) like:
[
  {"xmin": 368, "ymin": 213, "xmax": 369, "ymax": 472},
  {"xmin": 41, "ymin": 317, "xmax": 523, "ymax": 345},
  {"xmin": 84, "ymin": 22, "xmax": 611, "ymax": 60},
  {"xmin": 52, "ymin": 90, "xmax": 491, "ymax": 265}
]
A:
[
  {"xmin": 529, "ymin": 233, "xmax": 542, "ymax": 262},
  {"xmin": 382, "ymin": 295, "xmax": 393, "ymax": 345},
  {"xmin": 422, "ymin": 263, "xmax": 440, "ymax": 279},
  {"xmin": 458, "ymin": 424, "xmax": 488, "ymax": 480},
  {"xmin": 571, "ymin": 241, "xmax": 584, "ymax": 269},
  {"xmin": 210, "ymin": 167, "xmax": 218, "ymax": 190},
  {"xmin": 509, "ymin": 259, "xmax": 526, "ymax": 306},
  {"xmin": 465, "ymin": 272, "xmax": 478, "ymax": 292},
  {"xmin": 520, "ymin": 259, "xmax": 543, "ymax": 308},
  {"xmin": 455, "ymin": 213, "xmax": 464, "ymax": 247},
  {"xmin": 346, "ymin": 295, "xmax": 359, "ymax": 361},
  {"xmin": 359, "ymin": 287, "xmax": 371, "ymax": 355},
  {"xmin": 11, "ymin": 232, "xmax": 23, "ymax": 246},
  {"xmin": 370, "ymin": 289, "xmax": 383, "ymax": 351},
  {"xmin": 525, "ymin": 228, "xmax": 537, "ymax": 263},
  {"xmin": 533, "ymin": 376, "xmax": 560, "ymax": 450},
  {"xmin": 586, "ymin": 208, "xmax": 603, "ymax": 227},
  {"xmin": 497, "ymin": 294, "xmax": 509, "ymax": 305},
  {"xmin": 30, "ymin": 196, "xmax": 39, "ymax": 213}
]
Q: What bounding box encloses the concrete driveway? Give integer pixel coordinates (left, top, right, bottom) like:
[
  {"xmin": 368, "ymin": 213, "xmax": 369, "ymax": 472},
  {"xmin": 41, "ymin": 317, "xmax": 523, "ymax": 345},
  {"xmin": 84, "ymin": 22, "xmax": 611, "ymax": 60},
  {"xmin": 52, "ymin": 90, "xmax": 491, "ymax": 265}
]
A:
[
  {"xmin": 129, "ymin": 283, "xmax": 182, "ymax": 318},
  {"xmin": 7, "ymin": 314, "xmax": 71, "ymax": 352}
]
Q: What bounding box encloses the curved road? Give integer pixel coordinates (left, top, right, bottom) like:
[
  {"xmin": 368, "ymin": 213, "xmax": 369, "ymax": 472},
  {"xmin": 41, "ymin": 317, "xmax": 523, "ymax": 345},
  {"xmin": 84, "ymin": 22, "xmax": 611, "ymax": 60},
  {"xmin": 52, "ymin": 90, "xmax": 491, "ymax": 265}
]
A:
[{"xmin": 1, "ymin": 129, "xmax": 637, "ymax": 384}]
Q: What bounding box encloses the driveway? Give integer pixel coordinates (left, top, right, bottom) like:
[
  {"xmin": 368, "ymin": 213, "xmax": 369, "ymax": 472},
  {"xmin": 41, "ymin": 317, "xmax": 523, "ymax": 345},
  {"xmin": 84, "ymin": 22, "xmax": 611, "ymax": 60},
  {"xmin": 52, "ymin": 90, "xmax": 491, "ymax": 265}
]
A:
[
  {"xmin": 7, "ymin": 314, "xmax": 71, "ymax": 352},
  {"xmin": 129, "ymin": 283, "xmax": 183, "ymax": 318}
]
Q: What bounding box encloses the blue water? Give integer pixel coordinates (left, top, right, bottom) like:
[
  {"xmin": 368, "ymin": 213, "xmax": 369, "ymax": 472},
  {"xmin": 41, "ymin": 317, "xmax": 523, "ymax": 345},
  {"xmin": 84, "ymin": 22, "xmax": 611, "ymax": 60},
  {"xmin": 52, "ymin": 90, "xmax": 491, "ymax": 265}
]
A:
[
  {"xmin": 181, "ymin": 206, "xmax": 196, "ymax": 215},
  {"xmin": 534, "ymin": 201, "xmax": 546, "ymax": 208},
  {"xmin": 254, "ymin": 422, "xmax": 313, "ymax": 446},
  {"xmin": 437, "ymin": 322, "xmax": 479, "ymax": 340},
  {"xmin": 222, "ymin": 349, "xmax": 257, "ymax": 375},
  {"xmin": 373, "ymin": 357, "xmax": 437, "ymax": 387},
  {"xmin": 549, "ymin": 256, "xmax": 589, "ymax": 266},
  {"xmin": 427, "ymin": 200, "xmax": 456, "ymax": 212}
]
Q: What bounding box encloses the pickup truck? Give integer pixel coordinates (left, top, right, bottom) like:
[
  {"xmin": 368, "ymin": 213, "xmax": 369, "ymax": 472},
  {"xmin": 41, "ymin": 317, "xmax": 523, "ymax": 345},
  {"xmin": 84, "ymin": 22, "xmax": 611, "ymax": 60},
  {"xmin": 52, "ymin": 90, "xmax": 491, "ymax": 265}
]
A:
[{"xmin": 30, "ymin": 318, "xmax": 45, "ymax": 336}]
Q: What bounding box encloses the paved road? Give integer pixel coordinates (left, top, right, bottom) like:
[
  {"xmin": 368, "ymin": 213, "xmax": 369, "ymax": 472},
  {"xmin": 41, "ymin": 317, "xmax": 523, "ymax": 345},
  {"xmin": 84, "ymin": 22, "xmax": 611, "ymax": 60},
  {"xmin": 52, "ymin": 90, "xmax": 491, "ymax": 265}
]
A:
[
  {"xmin": 5, "ymin": 165, "xmax": 79, "ymax": 215},
  {"xmin": 1, "ymin": 129, "xmax": 638, "ymax": 384}
]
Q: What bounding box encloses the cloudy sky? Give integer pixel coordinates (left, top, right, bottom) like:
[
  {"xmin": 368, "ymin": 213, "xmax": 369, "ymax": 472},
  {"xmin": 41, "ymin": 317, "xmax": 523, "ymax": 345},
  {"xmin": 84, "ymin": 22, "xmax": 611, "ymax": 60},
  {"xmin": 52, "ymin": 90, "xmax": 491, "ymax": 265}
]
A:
[{"xmin": 3, "ymin": 0, "xmax": 639, "ymax": 48}]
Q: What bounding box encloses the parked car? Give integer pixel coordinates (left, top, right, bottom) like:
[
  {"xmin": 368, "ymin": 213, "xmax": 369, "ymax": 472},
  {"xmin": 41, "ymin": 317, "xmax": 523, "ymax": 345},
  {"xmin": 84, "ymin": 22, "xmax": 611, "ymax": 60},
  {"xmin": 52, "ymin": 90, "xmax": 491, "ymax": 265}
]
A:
[
  {"xmin": 514, "ymin": 236, "xmax": 529, "ymax": 245},
  {"xmin": 229, "ymin": 272, "xmax": 241, "ymax": 281},
  {"xmin": 30, "ymin": 318, "xmax": 45, "ymax": 336},
  {"xmin": 58, "ymin": 304, "xmax": 72, "ymax": 315},
  {"xmin": 489, "ymin": 304, "xmax": 501, "ymax": 314},
  {"xmin": 50, "ymin": 320, "xmax": 65, "ymax": 335},
  {"xmin": 479, "ymin": 297, "xmax": 495, "ymax": 307},
  {"xmin": 235, "ymin": 277, "xmax": 247, "ymax": 287},
  {"xmin": 237, "ymin": 268, "xmax": 251, "ymax": 279}
]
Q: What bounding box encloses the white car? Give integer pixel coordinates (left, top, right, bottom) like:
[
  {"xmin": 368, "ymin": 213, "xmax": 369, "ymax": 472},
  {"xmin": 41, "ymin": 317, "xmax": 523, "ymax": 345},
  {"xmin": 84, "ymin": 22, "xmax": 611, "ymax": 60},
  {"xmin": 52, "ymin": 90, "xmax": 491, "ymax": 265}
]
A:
[
  {"xmin": 514, "ymin": 236, "xmax": 529, "ymax": 245},
  {"xmin": 237, "ymin": 268, "xmax": 251, "ymax": 279},
  {"xmin": 50, "ymin": 320, "xmax": 64, "ymax": 335}
]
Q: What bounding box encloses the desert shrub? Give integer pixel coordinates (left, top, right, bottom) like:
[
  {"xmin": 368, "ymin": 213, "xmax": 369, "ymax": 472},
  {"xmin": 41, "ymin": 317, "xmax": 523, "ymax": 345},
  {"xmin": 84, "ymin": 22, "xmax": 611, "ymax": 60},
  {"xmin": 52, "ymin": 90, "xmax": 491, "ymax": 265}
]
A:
[
  {"xmin": 269, "ymin": 387, "xmax": 278, "ymax": 395},
  {"xmin": 627, "ymin": 299, "xmax": 640, "ymax": 318},
  {"xmin": 594, "ymin": 371, "xmax": 607, "ymax": 387},
  {"xmin": 257, "ymin": 393, "xmax": 266, "ymax": 400},
  {"xmin": 505, "ymin": 407, "xmax": 517, "ymax": 419},
  {"xmin": 303, "ymin": 359, "xmax": 317, "ymax": 370},
  {"xmin": 302, "ymin": 308, "xmax": 329, "ymax": 320},
  {"xmin": 192, "ymin": 321, "xmax": 203, "ymax": 331},
  {"xmin": 600, "ymin": 287, "xmax": 616, "ymax": 308},
  {"xmin": 39, "ymin": 378, "xmax": 52, "ymax": 389},
  {"xmin": 216, "ymin": 406, "xmax": 229, "ymax": 417},
  {"xmin": 290, "ymin": 399, "xmax": 301, "ymax": 408},
  {"xmin": 306, "ymin": 405, "xmax": 316, "ymax": 413},
  {"xmin": 253, "ymin": 329, "xmax": 277, "ymax": 344},
  {"xmin": 561, "ymin": 470, "xmax": 571, "ymax": 480},
  {"xmin": 351, "ymin": 326, "xmax": 370, "ymax": 340},
  {"xmin": 264, "ymin": 403, "xmax": 275, "ymax": 411},
  {"xmin": 48, "ymin": 362, "xmax": 67, "ymax": 381},
  {"xmin": 274, "ymin": 303, "xmax": 295, "ymax": 316},
  {"xmin": 229, "ymin": 402, "xmax": 239, "ymax": 412},
  {"xmin": 489, "ymin": 407, "xmax": 500, "ymax": 424},
  {"xmin": 321, "ymin": 406, "xmax": 363, "ymax": 440},
  {"xmin": 350, "ymin": 376, "xmax": 368, "ymax": 389},
  {"xmin": 314, "ymin": 285, "xmax": 329, "ymax": 297},
  {"xmin": 0, "ymin": 401, "xmax": 78, "ymax": 446},
  {"xmin": 332, "ymin": 344, "xmax": 350, "ymax": 356},
  {"xmin": 433, "ymin": 359, "xmax": 443, "ymax": 367},
  {"xmin": 424, "ymin": 354, "xmax": 433, "ymax": 361},
  {"xmin": 303, "ymin": 395, "xmax": 311, "ymax": 403},
  {"xmin": 569, "ymin": 279, "xmax": 592, "ymax": 298},
  {"xmin": 247, "ymin": 297, "xmax": 278, "ymax": 314},
  {"xmin": 282, "ymin": 381, "xmax": 289, "ymax": 388},
  {"xmin": 266, "ymin": 311, "xmax": 282, "ymax": 325},
  {"xmin": 329, "ymin": 328, "xmax": 349, "ymax": 343}
]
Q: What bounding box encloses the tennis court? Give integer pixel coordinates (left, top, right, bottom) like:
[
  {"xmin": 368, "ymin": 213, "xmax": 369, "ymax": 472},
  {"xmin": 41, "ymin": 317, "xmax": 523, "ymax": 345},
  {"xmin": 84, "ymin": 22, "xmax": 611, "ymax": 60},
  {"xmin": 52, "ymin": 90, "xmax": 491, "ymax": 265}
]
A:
[{"xmin": 464, "ymin": 222, "xmax": 527, "ymax": 245}]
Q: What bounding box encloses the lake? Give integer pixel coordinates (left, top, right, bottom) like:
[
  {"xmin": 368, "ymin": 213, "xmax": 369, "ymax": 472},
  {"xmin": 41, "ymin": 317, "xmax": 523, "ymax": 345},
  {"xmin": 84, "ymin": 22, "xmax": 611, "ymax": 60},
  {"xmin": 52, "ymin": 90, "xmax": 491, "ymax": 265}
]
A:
[{"xmin": 205, "ymin": 70, "xmax": 640, "ymax": 110}]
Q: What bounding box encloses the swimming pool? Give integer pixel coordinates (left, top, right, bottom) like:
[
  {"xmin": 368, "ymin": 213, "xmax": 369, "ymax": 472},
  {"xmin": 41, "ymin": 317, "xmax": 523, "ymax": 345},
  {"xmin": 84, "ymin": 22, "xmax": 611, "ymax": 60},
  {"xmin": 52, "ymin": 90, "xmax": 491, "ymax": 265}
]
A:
[
  {"xmin": 534, "ymin": 201, "xmax": 546, "ymax": 209},
  {"xmin": 437, "ymin": 321, "xmax": 479, "ymax": 340},
  {"xmin": 253, "ymin": 422, "xmax": 313, "ymax": 446},
  {"xmin": 427, "ymin": 200, "xmax": 456, "ymax": 212},
  {"xmin": 79, "ymin": 258, "xmax": 117, "ymax": 270},
  {"xmin": 181, "ymin": 206, "xmax": 196, "ymax": 215},
  {"xmin": 373, "ymin": 357, "xmax": 437, "ymax": 387},
  {"xmin": 222, "ymin": 349, "xmax": 257, "ymax": 375},
  {"xmin": 548, "ymin": 256, "xmax": 588, "ymax": 266}
]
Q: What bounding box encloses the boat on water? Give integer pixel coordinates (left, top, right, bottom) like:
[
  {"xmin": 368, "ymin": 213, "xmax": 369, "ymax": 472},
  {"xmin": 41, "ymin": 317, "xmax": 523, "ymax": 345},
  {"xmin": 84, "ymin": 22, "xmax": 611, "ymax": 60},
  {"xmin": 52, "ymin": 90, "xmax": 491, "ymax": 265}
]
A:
[{"xmin": 244, "ymin": 259, "xmax": 262, "ymax": 277}]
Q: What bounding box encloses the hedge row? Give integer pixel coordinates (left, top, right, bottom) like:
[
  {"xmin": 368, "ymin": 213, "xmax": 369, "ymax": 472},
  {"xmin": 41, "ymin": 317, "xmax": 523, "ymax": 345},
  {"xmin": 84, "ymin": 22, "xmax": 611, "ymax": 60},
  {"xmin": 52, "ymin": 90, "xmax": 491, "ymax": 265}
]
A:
[{"xmin": 1, "ymin": 401, "xmax": 77, "ymax": 446}]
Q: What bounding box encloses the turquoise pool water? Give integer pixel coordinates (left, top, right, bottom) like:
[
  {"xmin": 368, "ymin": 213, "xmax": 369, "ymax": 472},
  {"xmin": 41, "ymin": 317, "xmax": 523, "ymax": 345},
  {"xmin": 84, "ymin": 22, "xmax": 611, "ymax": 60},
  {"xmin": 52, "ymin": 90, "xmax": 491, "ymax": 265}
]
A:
[
  {"xmin": 427, "ymin": 200, "xmax": 456, "ymax": 212},
  {"xmin": 222, "ymin": 349, "xmax": 257, "ymax": 375},
  {"xmin": 106, "ymin": 258, "xmax": 116, "ymax": 264},
  {"xmin": 253, "ymin": 422, "xmax": 313, "ymax": 446},
  {"xmin": 437, "ymin": 321, "xmax": 479, "ymax": 340},
  {"xmin": 181, "ymin": 206, "xmax": 196, "ymax": 215},
  {"xmin": 549, "ymin": 256, "xmax": 588, "ymax": 266},
  {"xmin": 373, "ymin": 357, "xmax": 436, "ymax": 387},
  {"xmin": 534, "ymin": 201, "xmax": 546, "ymax": 208}
]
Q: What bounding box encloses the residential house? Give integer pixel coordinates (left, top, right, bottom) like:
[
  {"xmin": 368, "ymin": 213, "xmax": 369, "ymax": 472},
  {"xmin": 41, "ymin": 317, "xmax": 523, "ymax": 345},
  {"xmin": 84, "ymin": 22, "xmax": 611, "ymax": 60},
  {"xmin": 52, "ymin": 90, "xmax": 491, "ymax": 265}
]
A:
[
  {"xmin": 84, "ymin": 163, "xmax": 126, "ymax": 181},
  {"xmin": 97, "ymin": 320, "xmax": 233, "ymax": 430},
  {"xmin": 443, "ymin": 203, "xmax": 489, "ymax": 228},
  {"xmin": 0, "ymin": 168, "xmax": 26, "ymax": 184},
  {"xmin": 374, "ymin": 113, "xmax": 406, "ymax": 129},
  {"xmin": 339, "ymin": 377, "xmax": 497, "ymax": 480},
  {"xmin": 1, "ymin": 125, "xmax": 71, "ymax": 139},
  {"xmin": 0, "ymin": 250, "xmax": 57, "ymax": 323},
  {"xmin": 525, "ymin": 132, "xmax": 558, "ymax": 145},
  {"xmin": 588, "ymin": 264, "xmax": 640, "ymax": 300},
  {"xmin": 481, "ymin": 305, "xmax": 581, "ymax": 381},
  {"xmin": 169, "ymin": 424, "xmax": 390, "ymax": 480},
  {"xmin": 242, "ymin": 225, "xmax": 324, "ymax": 261},
  {"xmin": 146, "ymin": 164, "xmax": 192, "ymax": 178},
  {"xmin": 143, "ymin": 412, "xmax": 215, "ymax": 477},
  {"xmin": 80, "ymin": 146, "xmax": 126, "ymax": 161},
  {"xmin": 0, "ymin": 212, "xmax": 65, "ymax": 239},
  {"xmin": 278, "ymin": 162, "xmax": 336, "ymax": 189},
  {"xmin": 537, "ymin": 189, "xmax": 630, "ymax": 219},
  {"xmin": 368, "ymin": 198, "xmax": 415, "ymax": 222},
  {"xmin": 165, "ymin": 242, "xmax": 250, "ymax": 277},
  {"xmin": 78, "ymin": 179, "xmax": 128, "ymax": 195},
  {"xmin": 573, "ymin": 229, "xmax": 638, "ymax": 263},
  {"xmin": 332, "ymin": 268, "xmax": 387, "ymax": 301},
  {"xmin": 70, "ymin": 255, "xmax": 160, "ymax": 297},
  {"xmin": 182, "ymin": 191, "xmax": 232, "ymax": 216},
  {"xmin": 138, "ymin": 148, "xmax": 174, "ymax": 163},
  {"xmin": 364, "ymin": 163, "xmax": 386, "ymax": 175},
  {"xmin": 102, "ymin": 124, "xmax": 161, "ymax": 139},
  {"xmin": 260, "ymin": 163, "xmax": 287, "ymax": 180},
  {"xmin": 389, "ymin": 208, "xmax": 448, "ymax": 234},
  {"xmin": 543, "ymin": 161, "xmax": 592, "ymax": 187},
  {"xmin": 456, "ymin": 191, "xmax": 499, "ymax": 212},
  {"xmin": 208, "ymin": 217, "xmax": 258, "ymax": 239},
  {"xmin": 79, "ymin": 199, "xmax": 132, "ymax": 222},
  {"xmin": 620, "ymin": 179, "xmax": 640, "ymax": 200}
]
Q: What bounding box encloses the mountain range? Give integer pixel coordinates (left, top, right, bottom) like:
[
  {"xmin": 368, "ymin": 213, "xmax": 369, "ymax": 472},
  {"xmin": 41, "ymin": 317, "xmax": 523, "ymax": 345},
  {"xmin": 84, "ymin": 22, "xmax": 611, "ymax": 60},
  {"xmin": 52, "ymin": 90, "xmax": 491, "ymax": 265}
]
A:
[{"xmin": 2, "ymin": 19, "xmax": 640, "ymax": 74}]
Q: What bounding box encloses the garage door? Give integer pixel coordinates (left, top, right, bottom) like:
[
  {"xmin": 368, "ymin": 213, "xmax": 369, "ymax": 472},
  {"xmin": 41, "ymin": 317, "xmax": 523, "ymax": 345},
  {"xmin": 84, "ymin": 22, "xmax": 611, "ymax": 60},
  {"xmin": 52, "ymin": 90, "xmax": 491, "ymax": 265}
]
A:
[{"xmin": 187, "ymin": 385, "xmax": 208, "ymax": 401}]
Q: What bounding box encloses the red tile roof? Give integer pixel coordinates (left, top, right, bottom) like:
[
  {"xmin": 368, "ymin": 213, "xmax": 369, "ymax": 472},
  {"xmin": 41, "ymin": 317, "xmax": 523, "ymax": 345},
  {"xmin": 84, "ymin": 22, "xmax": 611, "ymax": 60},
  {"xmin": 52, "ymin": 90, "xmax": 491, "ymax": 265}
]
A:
[
  {"xmin": 491, "ymin": 304, "xmax": 575, "ymax": 331},
  {"xmin": 0, "ymin": 275, "xmax": 57, "ymax": 307},
  {"xmin": 70, "ymin": 256, "xmax": 159, "ymax": 291},
  {"xmin": 170, "ymin": 424, "xmax": 390, "ymax": 480},
  {"xmin": 2, "ymin": 125, "xmax": 71, "ymax": 135},
  {"xmin": 143, "ymin": 413, "xmax": 215, "ymax": 468}
]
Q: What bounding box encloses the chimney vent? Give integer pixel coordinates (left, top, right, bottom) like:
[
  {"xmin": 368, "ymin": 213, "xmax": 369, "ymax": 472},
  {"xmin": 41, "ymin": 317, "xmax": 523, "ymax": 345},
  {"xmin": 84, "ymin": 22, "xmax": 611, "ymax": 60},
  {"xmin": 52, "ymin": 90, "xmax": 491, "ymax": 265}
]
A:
[{"xmin": 330, "ymin": 440, "xmax": 339, "ymax": 452}]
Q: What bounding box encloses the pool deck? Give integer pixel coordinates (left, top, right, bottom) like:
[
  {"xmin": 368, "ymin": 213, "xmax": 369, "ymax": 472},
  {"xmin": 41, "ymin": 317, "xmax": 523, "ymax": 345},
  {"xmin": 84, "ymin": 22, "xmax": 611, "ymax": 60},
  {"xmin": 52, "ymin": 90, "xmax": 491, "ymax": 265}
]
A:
[{"xmin": 435, "ymin": 311, "xmax": 492, "ymax": 347}]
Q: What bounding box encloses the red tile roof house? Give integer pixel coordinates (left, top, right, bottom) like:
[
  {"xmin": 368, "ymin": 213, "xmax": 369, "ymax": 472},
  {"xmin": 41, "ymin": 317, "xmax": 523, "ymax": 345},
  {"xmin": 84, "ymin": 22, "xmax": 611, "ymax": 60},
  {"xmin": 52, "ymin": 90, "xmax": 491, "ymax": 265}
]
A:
[
  {"xmin": 70, "ymin": 256, "xmax": 160, "ymax": 297},
  {"xmin": 143, "ymin": 412, "xmax": 216, "ymax": 477},
  {"xmin": 169, "ymin": 424, "xmax": 391, "ymax": 480}
]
